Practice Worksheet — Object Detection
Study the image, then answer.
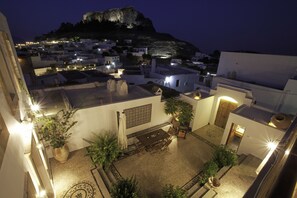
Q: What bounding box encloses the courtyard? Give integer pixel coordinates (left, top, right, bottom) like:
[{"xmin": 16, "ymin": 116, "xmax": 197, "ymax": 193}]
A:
[{"xmin": 50, "ymin": 125, "xmax": 260, "ymax": 198}]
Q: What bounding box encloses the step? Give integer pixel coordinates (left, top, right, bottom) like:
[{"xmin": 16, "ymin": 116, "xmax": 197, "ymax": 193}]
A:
[
  {"xmin": 91, "ymin": 169, "xmax": 110, "ymax": 198},
  {"xmin": 190, "ymin": 186, "xmax": 208, "ymax": 198},
  {"xmin": 238, "ymin": 154, "xmax": 247, "ymax": 165},
  {"xmin": 187, "ymin": 182, "xmax": 202, "ymax": 197},
  {"xmin": 217, "ymin": 166, "xmax": 231, "ymax": 179},
  {"xmin": 202, "ymin": 188, "xmax": 217, "ymax": 198},
  {"xmin": 99, "ymin": 168, "xmax": 113, "ymax": 192},
  {"xmin": 105, "ymin": 169, "xmax": 117, "ymax": 184}
]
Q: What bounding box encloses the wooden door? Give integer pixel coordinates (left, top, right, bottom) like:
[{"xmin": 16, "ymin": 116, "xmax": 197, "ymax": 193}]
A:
[{"xmin": 215, "ymin": 99, "xmax": 237, "ymax": 128}]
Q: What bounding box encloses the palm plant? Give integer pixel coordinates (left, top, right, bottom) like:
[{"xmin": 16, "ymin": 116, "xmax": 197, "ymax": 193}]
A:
[
  {"xmin": 111, "ymin": 177, "xmax": 139, "ymax": 198},
  {"xmin": 85, "ymin": 133, "xmax": 121, "ymax": 170}
]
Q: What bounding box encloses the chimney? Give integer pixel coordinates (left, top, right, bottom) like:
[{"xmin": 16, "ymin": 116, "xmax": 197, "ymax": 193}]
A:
[
  {"xmin": 116, "ymin": 80, "xmax": 128, "ymax": 96},
  {"xmin": 151, "ymin": 58, "xmax": 156, "ymax": 73}
]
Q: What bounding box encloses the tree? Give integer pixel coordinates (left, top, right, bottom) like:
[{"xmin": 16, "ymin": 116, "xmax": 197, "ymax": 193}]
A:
[{"xmin": 164, "ymin": 99, "xmax": 193, "ymax": 126}]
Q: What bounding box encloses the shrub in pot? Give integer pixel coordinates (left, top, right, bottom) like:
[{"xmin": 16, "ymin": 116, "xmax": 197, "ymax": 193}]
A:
[
  {"xmin": 36, "ymin": 109, "xmax": 77, "ymax": 163},
  {"xmin": 85, "ymin": 133, "xmax": 121, "ymax": 170},
  {"xmin": 199, "ymin": 160, "xmax": 219, "ymax": 185},
  {"xmin": 213, "ymin": 145, "xmax": 238, "ymax": 168},
  {"xmin": 162, "ymin": 184, "xmax": 186, "ymax": 198},
  {"xmin": 111, "ymin": 177, "xmax": 139, "ymax": 198}
]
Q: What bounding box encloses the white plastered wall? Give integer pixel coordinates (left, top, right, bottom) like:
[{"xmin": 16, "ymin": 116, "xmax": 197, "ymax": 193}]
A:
[
  {"xmin": 221, "ymin": 113, "xmax": 284, "ymax": 159},
  {"xmin": 66, "ymin": 95, "xmax": 171, "ymax": 152}
]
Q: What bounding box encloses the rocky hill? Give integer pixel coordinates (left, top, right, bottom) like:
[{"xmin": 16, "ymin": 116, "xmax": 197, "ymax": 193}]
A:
[
  {"xmin": 83, "ymin": 7, "xmax": 155, "ymax": 31},
  {"xmin": 38, "ymin": 7, "xmax": 198, "ymax": 58}
]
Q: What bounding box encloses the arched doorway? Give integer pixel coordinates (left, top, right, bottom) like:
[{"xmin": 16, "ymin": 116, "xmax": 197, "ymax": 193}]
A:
[{"xmin": 214, "ymin": 97, "xmax": 238, "ymax": 128}]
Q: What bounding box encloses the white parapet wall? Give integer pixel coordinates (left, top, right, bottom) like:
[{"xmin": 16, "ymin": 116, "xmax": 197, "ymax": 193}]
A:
[{"xmin": 65, "ymin": 95, "xmax": 171, "ymax": 153}]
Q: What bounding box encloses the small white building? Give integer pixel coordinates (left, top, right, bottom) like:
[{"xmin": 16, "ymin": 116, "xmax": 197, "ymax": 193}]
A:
[{"xmin": 187, "ymin": 52, "xmax": 297, "ymax": 160}]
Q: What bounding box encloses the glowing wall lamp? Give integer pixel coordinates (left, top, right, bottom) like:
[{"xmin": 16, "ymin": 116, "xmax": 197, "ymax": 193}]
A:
[
  {"xmin": 256, "ymin": 141, "xmax": 278, "ymax": 174},
  {"xmin": 31, "ymin": 104, "xmax": 40, "ymax": 112},
  {"xmin": 218, "ymin": 96, "xmax": 238, "ymax": 104},
  {"xmin": 165, "ymin": 76, "xmax": 171, "ymax": 84}
]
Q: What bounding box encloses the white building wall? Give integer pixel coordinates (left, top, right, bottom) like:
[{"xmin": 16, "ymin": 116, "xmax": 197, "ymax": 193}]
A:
[
  {"xmin": 0, "ymin": 12, "xmax": 45, "ymax": 198},
  {"xmin": 66, "ymin": 95, "xmax": 170, "ymax": 152},
  {"xmin": 217, "ymin": 52, "xmax": 297, "ymax": 89},
  {"xmin": 221, "ymin": 113, "xmax": 284, "ymax": 159},
  {"xmin": 212, "ymin": 77, "xmax": 297, "ymax": 115},
  {"xmin": 281, "ymin": 79, "xmax": 297, "ymax": 114},
  {"xmin": 31, "ymin": 55, "xmax": 62, "ymax": 68},
  {"xmin": 163, "ymin": 74, "xmax": 199, "ymax": 93},
  {"xmin": 192, "ymin": 96, "xmax": 214, "ymax": 131},
  {"xmin": 0, "ymin": 97, "xmax": 25, "ymax": 198}
]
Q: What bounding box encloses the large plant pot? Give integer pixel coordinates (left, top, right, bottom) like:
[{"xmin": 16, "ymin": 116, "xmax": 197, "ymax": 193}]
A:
[{"xmin": 53, "ymin": 144, "xmax": 69, "ymax": 163}]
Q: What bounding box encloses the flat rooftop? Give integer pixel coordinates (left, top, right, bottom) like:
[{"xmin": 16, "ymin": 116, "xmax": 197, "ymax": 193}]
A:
[
  {"xmin": 33, "ymin": 83, "xmax": 156, "ymax": 111},
  {"xmin": 65, "ymin": 84, "xmax": 154, "ymax": 109},
  {"xmin": 233, "ymin": 105, "xmax": 274, "ymax": 125}
]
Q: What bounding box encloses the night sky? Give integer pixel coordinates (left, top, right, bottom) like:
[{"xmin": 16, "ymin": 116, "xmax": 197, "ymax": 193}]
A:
[{"xmin": 1, "ymin": 0, "xmax": 297, "ymax": 55}]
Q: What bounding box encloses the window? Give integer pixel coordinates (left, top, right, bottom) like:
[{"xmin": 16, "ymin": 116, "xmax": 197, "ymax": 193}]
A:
[
  {"xmin": 176, "ymin": 80, "xmax": 180, "ymax": 87},
  {"xmin": 124, "ymin": 104, "xmax": 152, "ymax": 129},
  {"xmin": 0, "ymin": 113, "xmax": 9, "ymax": 169}
]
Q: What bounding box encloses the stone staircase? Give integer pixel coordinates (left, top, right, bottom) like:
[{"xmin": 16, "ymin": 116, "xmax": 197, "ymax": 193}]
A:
[
  {"xmin": 91, "ymin": 164, "xmax": 123, "ymax": 198},
  {"xmin": 184, "ymin": 154, "xmax": 248, "ymax": 198}
]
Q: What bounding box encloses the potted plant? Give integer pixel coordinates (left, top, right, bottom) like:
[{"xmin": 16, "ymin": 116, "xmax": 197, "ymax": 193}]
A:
[
  {"xmin": 164, "ymin": 98, "xmax": 193, "ymax": 138},
  {"xmin": 199, "ymin": 160, "xmax": 219, "ymax": 186},
  {"xmin": 162, "ymin": 184, "xmax": 186, "ymax": 198},
  {"xmin": 111, "ymin": 177, "xmax": 139, "ymax": 198},
  {"xmin": 213, "ymin": 145, "xmax": 238, "ymax": 168},
  {"xmin": 36, "ymin": 109, "xmax": 77, "ymax": 163},
  {"xmin": 85, "ymin": 133, "xmax": 121, "ymax": 170}
]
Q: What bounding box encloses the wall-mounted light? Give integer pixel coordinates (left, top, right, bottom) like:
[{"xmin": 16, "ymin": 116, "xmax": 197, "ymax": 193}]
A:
[
  {"xmin": 267, "ymin": 141, "xmax": 277, "ymax": 150},
  {"xmin": 165, "ymin": 76, "xmax": 171, "ymax": 84},
  {"xmin": 218, "ymin": 96, "xmax": 238, "ymax": 104},
  {"xmin": 31, "ymin": 104, "xmax": 40, "ymax": 112}
]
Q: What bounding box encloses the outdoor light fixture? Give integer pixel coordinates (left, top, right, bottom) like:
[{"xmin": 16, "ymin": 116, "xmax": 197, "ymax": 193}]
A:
[
  {"xmin": 219, "ymin": 96, "xmax": 238, "ymax": 103},
  {"xmin": 165, "ymin": 76, "xmax": 171, "ymax": 83},
  {"xmin": 267, "ymin": 141, "xmax": 277, "ymax": 150},
  {"xmin": 36, "ymin": 189, "xmax": 46, "ymax": 198},
  {"xmin": 31, "ymin": 104, "xmax": 40, "ymax": 112},
  {"xmin": 256, "ymin": 140, "xmax": 278, "ymax": 174}
]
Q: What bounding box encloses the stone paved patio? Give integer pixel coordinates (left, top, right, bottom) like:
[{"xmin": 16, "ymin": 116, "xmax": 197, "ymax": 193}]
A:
[
  {"xmin": 114, "ymin": 134, "xmax": 214, "ymax": 197},
  {"xmin": 192, "ymin": 125, "xmax": 224, "ymax": 146},
  {"xmin": 50, "ymin": 149, "xmax": 101, "ymax": 198},
  {"xmin": 50, "ymin": 129, "xmax": 260, "ymax": 198}
]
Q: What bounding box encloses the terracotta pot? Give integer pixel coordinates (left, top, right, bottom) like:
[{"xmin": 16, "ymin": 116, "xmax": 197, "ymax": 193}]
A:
[
  {"xmin": 271, "ymin": 113, "xmax": 291, "ymax": 130},
  {"xmin": 53, "ymin": 144, "xmax": 69, "ymax": 163}
]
